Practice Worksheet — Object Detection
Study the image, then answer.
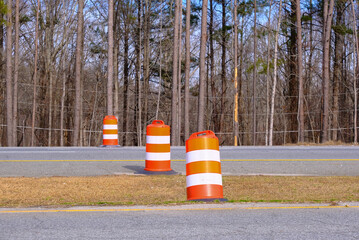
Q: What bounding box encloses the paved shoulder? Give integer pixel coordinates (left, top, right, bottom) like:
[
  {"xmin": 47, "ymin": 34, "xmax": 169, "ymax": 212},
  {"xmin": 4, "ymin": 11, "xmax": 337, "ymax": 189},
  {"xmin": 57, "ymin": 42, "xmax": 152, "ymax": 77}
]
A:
[{"xmin": 1, "ymin": 203, "xmax": 359, "ymax": 239}]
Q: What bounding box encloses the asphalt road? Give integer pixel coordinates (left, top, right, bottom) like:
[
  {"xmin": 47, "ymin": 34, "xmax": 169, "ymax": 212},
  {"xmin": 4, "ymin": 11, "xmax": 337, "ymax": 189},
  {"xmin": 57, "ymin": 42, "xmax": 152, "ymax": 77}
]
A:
[
  {"xmin": 1, "ymin": 203, "xmax": 359, "ymax": 239},
  {"xmin": 0, "ymin": 146, "xmax": 358, "ymax": 177}
]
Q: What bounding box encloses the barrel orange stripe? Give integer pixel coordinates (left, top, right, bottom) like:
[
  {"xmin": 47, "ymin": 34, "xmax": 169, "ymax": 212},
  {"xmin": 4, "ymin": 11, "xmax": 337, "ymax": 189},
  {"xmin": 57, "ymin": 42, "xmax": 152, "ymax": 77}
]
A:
[
  {"xmin": 147, "ymin": 128, "xmax": 170, "ymax": 136},
  {"xmin": 103, "ymin": 120, "xmax": 117, "ymax": 124},
  {"xmin": 146, "ymin": 144, "xmax": 170, "ymax": 152},
  {"xmin": 186, "ymin": 161, "xmax": 221, "ymax": 176},
  {"xmin": 186, "ymin": 138, "xmax": 219, "ymax": 152},
  {"xmin": 103, "ymin": 130, "xmax": 118, "ymax": 134},
  {"xmin": 187, "ymin": 184, "xmax": 223, "ymax": 200},
  {"xmin": 145, "ymin": 160, "xmax": 171, "ymax": 172},
  {"xmin": 103, "ymin": 139, "xmax": 118, "ymax": 145}
]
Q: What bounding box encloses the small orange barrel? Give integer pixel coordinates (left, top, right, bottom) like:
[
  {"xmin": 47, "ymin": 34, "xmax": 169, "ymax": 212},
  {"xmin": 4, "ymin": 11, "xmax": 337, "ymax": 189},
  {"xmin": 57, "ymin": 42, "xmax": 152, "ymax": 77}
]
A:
[
  {"xmin": 145, "ymin": 120, "xmax": 171, "ymax": 171},
  {"xmin": 102, "ymin": 115, "xmax": 118, "ymax": 146},
  {"xmin": 185, "ymin": 130, "xmax": 225, "ymax": 201}
]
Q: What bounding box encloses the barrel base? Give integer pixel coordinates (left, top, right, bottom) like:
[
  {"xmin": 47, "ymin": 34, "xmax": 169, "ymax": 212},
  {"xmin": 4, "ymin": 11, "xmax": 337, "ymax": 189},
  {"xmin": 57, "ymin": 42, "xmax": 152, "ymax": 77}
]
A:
[
  {"xmin": 187, "ymin": 184, "xmax": 224, "ymax": 201},
  {"xmin": 99, "ymin": 145, "xmax": 122, "ymax": 148},
  {"xmin": 145, "ymin": 160, "xmax": 171, "ymax": 172},
  {"xmin": 144, "ymin": 168, "xmax": 172, "ymax": 172},
  {"xmin": 188, "ymin": 198, "xmax": 228, "ymax": 202},
  {"xmin": 142, "ymin": 169, "xmax": 178, "ymax": 175}
]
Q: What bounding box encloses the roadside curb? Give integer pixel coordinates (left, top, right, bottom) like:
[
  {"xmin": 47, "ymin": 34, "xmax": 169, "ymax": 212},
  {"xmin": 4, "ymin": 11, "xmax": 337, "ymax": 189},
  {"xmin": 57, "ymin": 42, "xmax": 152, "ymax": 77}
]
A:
[{"xmin": 1, "ymin": 202, "xmax": 359, "ymax": 214}]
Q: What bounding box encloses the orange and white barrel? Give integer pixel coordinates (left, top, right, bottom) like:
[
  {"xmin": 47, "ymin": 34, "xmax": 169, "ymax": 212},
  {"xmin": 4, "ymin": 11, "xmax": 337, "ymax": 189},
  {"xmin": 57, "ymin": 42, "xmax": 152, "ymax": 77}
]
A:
[
  {"xmin": 185, "ymin": 130, "xmax": 224, "ymax": 201},
  {"xmin": 145, "ymin": 120, "xmax": 171, "ymax": 172},
  {"xmin": 102, "ymin": 115, "xmax": 118, "ymax": 146}
]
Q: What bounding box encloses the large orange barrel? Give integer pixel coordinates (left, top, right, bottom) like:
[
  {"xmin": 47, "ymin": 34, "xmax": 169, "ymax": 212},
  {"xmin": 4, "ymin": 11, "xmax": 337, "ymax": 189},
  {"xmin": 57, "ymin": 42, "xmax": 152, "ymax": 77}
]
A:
[
  {"xmin": 102, "ymin": 115, "xmax": 118, "ymax": 146},
  {"xmin": 145, "ymin": 120, "xmax": 171, "ymax": 171},
  {"xmin": 185, "ymin": 130, "xmax": 225, "ymax": 201}
]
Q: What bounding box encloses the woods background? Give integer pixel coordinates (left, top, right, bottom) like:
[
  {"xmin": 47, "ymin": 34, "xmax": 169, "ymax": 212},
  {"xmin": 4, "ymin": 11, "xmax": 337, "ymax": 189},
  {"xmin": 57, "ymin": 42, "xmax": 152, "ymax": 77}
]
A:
[{"xmin": 0, "ymin": 0, "xmax": 358, "ymax": 147}]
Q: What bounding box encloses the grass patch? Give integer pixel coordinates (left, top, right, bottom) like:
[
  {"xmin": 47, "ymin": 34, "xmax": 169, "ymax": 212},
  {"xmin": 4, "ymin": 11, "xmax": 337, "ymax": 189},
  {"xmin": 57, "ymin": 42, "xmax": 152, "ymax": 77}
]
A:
[{"xmin": 0, "ymin": 175, "xmax": 359, "ymax": 207}]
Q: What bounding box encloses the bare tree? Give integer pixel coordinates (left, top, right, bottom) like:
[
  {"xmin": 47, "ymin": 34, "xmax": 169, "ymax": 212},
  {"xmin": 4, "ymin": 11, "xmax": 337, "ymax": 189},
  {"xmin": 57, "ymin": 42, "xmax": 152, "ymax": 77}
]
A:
[
  {"xmin": 171, "ymin": 0, "xmax": 180, "ymax": 145},
  {"xmin": 177, "ymin": 0, "xmax": 182, "ymax": 144},
  {"xmin": 122, "ymin": 2, "xmax": 131, "ymax": 146},
  {"xmin": 143, "ymin": 0, "xmax": 151, "ymax": 134},
  {"xmin": 321, "ymin": 0, "xmax": 334, "ymax": 143},
  {"xmin": 351, "ymin": 0, "xmax": 358, "ymax": 144},
  {"xmin": 60, "ymin": 50, "xmax": 67, "ymax": 146},
  {"xmin": 269, "ymin": 0, "xmax": 283, "ymax": 146},
  {"xmin": 265, "ymin": 0, "xmax": 273, "ymax": 146},
  {"xmin": 184, "ymin": 0, "xmax": 191, "ymax": 141},
  {"xmin": 287, "ymin": 0, "xmax": 298, "ymax": 144},
  {"xmin": 219, "ymin": 0, "xmax": 227, "ymax": 137},
  {"xmin": 136, "ymin": 0, "xmax": 142, "ymax": 146},
  {"xmin": 44, "ymin": 1, "xmax": 55, "ymax": 146},
  {"xmin": 209, "ymin": 0, "xmax": 217, "ymax": 133},
  {"xmin": 332, "ymin": 0, "xmax": 345, "ymax": 142},
  {"xmin": 156, "ymin": 0, "xmax": 163, "ymax": 120},
  {"xmin": 73, "ymin": 0, "xmax": 84, "ymax": 146},
  {"xmin": 296, "ymin": 0, "xmax": 304, "ymax": 142},
  {"xmin": 107, "ymin": 0, "xmax": 114, "ymax": 115},
  {"xmin": 233, "ymin": 0, "xmax": 239, "ymax": 146},
  {"xmin": 31, "ymin": 0, "xmax": 40, "ymax": 146},
  {"xmin": 13, "ymin": 0, "xmax": 20, "ymax": 146},
  {"xmin": 252, "ymin": 0, "xmax": 257, "ymax": 145},
  {"xmin": 306, "ymin": 0, "xmax": 315, "ymax": 142},
  {"xmin": 5, "ymin": 0, "xmax": 12, "ymax": 146},
  {"xmin": 198, "ymin": 0, "xmax": 208, "ymax": 132}
]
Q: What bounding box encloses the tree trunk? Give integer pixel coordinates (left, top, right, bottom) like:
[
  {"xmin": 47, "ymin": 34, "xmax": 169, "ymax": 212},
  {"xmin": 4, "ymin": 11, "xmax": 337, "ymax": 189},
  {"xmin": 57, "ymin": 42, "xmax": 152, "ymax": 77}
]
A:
[
  {"xmin": 321, "ymin": 0, "xmax": 334, "ymax": 143},
  {"xmin": 306, "ymin": 0, "xmax": 315, "ymax": 142},
  {"xmin": 296, "ymin": 0, "xmax": 304, "ymax": 142},
  {"xmin": 233, "ymin": 0, "xmax": 239, "ymax": 146},
  {"xmin": 107, "ymin": 0, "xmax": 114, "ymax": 115},
  {"xmin": 209, "ymin": 0, "xmax": 218, "ymax": 133},
  {"xmin": 171, "ymin": 0, "xmax": 180, "ymax": 145},
  {"xmin": 287, "ymin": 0, "xmax": 298, "ymax": 144},
  {"xmin": 114, "ymin": 42, "xmax": 119, "ymax": 132},
  {"xmin": 177, "ymin": 0, "xmax": 182, "ymax": 144},
  {"xmin": 198, "ymin": 0, "xmax": 208, "ymax": 132},
  {"xmin": 265, "ymin": 0, "xmax": 273, "ymax": 146},
  {"xmin": 142, "ymin": 0, "xmax": 150, "ymax": 138},
  {"xmin": 220, "ymin": 0, "xmax": 227, "ymax": 140},
  {"xmin": 31, "ymin": 0, "xmax": 40, "ymax": 146},
  {"xmin": 73, "ymin": 0, "xmax": 84, "ymax": 146},
  {"xmin": 184, "ymin": 0, "xmax": 191, "ymax": 141},
  {"xmin": 269, "ymin": 0, "xmax": 283, "ymax": 146},
  {"xmin": 351, "ymin": 0, "xmax": 358, "ymax": 144},
  {"xmin": 156, "ymin": 0, "xmax": 163, "ymax": 120},
  {"xmin": 122, "ymin": 8, "xmax": 130, "ymax": 146},
  {"xmin": 136, "ymin": 0, "xmax": 142, "ymax": 146},
  {"xmin": 60, "ymin": 52, "xmax": 66, "ymax": 147},
  {"xmin": 45, "ymin": 3, "xmax": 55, "ymax": 146},
  {"xmin": 252, "ymin": 0, "xmax": 257, "ymax": 145},
  {"xmin": 0, "ymin": 10, "xmax": 4, "ymax": 146},
  {"xmin": 239, "ymin": 16, "xmax": 245, "ymax": 144},
  {"xmin": 333, "ymin": 0, "xmax": 345, "ymax": 142},
  {"xmin": 13, "ymin": 0, "xmax": 20, "ymax": 146},
  {"xmin": 6, "ymin": 0, "xmax": 13, "ymax": 146}
]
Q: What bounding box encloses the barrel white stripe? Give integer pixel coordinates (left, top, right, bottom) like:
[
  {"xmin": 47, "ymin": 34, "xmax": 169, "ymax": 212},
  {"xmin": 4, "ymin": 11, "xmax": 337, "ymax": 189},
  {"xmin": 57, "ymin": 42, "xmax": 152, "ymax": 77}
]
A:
[
  {"xmin": 146, "ymin": 152, "xmax": 171, "ymax": 161},
  {"xmin": 186, "ymin": 150, "xmax": 220, "ymax": 163},
  {"xmin": 146, "ymin": 136, "xmax": 170, "ymax": 144},
  {"xmin": 103, "ymin": 125, "xmax": 118, "ymax": 130},
  {"xmin": 186, "ymin": 173, "xmax": 222, "ymax": 188},
  {"xmin": 103, "ymin": 134, "xmax": 118, "ymax": 139}
]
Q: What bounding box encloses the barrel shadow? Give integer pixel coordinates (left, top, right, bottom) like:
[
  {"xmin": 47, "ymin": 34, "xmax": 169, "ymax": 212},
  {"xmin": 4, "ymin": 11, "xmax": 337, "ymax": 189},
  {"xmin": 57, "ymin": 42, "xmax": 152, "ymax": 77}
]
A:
[{"xmin": 123, "ymin": 165, "xmax": 179, "ymax": 175}]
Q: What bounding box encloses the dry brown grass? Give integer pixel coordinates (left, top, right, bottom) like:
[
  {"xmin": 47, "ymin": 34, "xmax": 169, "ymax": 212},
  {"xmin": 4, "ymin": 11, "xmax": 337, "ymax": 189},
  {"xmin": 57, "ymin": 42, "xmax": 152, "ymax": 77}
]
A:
[
  {"xmin": 224, "ymin": 176, "xmax": 359, "ymax": 203},
  {"xmin": 1, "ymin": 175, "xmax": 359, "ymax": 207}
]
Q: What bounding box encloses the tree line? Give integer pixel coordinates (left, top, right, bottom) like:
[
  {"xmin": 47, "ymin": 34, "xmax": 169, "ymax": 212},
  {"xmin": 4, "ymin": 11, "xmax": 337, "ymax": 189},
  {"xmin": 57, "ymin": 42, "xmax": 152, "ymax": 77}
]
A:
[{"xmin": 0, "ymin": 0, "xmax": 358, "ymax": 146}]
